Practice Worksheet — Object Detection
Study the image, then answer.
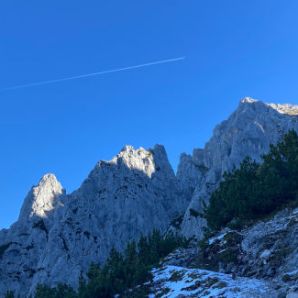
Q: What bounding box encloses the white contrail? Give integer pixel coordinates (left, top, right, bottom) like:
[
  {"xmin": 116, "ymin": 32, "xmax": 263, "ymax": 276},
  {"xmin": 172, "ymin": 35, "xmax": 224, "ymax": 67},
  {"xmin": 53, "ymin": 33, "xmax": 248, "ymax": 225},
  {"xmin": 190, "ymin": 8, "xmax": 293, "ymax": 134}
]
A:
[{"xmin": 1, "ymin": 56, "xmax": 185, "ymax": 91}]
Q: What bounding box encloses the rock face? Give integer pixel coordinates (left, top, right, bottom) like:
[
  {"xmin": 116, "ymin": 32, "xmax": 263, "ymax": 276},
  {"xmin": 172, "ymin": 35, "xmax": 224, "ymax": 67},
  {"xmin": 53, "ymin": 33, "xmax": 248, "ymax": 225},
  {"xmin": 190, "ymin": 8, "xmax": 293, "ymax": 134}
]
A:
[
  {"xmin": 196, "ymin": 207, "xmax": 298, "ymax": 282},
  {"xmin": 1, "ymin": 97, "xmax": 298, "ymax": 296},
  {"xmin": 177, "ymin": 97, "xmax": 298, "ymax": 239},
  {"xmin": 0, "ymin": 145, "xmax": 188, "ymax": 297},
  {"xmin": 18, "ymin": 173, "xmax": 65, "ymax": 222},
  {"xmin": 0, "ymin": 174, "xmax": 64, "ymax": 297}
]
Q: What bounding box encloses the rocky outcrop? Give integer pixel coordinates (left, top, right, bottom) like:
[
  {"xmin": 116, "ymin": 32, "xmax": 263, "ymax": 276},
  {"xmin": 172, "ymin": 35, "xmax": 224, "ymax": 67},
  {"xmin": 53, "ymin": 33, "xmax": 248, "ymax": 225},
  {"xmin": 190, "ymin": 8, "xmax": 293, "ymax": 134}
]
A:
[
  {"xmin": 0, "ymin": 145, "xmax": 188, "ymax": 297},
  {"xmin": 240, "ymin": 207, "xmax": 298, "ymax": 284},
  {"xmin": 18, "ymin": 173, "xmax": 65, "ymax": 222},
  {"xmin": 150, "ymin": 265, "xmax": 278, "ymax": 297},
  {"xmin": 178, "ymin": 98, "xmax": 298, "ymax": 239},
  {"xmin": 151, "ymin": 206, "xmax": 298, "ymax": 297},
  {"xmin": 2, "ymin": 97, "xmax": 298, "ymax": 297},
  {"xmin": 0, "ymin": 174, "xmax": 64, "ymax": 297},
  {"xmin": 204, "ymin": 206, "xmax": 298, "ymax": 297}
]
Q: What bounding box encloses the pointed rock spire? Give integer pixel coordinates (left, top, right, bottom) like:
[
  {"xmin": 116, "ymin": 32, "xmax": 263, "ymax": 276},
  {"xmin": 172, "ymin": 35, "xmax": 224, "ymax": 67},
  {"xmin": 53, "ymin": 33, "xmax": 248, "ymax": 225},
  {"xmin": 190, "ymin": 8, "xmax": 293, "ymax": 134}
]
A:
[{"xmin": 18, "ymin": 173, "xmax": 65, "ymax": 222}]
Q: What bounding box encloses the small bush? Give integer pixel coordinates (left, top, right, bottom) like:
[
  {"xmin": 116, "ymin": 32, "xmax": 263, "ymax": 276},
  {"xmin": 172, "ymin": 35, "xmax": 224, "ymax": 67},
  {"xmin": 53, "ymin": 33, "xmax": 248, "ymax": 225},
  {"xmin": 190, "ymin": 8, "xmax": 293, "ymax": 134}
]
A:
[
  {"xmin": 5, "ymin": 291, "xmax": 14, "ymax": 298},
  {"xmin": 35, "ymin": 283, "xmax": 76, "ymax": 298}
]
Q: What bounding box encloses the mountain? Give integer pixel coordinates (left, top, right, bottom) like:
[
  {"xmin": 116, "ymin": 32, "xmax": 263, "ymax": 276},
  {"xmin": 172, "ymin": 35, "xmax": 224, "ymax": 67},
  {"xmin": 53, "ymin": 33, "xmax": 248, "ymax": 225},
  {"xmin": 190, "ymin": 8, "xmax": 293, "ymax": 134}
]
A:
[
  {"xmin": 0, "ymin": 145, "xmax": 188, "ymax": 297},
  {"xmin": 1, "ymin": 97, "xmax": 298, "ymax": 297},
  {"xmin": 177, "ymin": 97, "xmax": 298, "ymax": 239},
  {"xmin": 0, "ymin": 174, "xmax": 65, "ymax": 296}
]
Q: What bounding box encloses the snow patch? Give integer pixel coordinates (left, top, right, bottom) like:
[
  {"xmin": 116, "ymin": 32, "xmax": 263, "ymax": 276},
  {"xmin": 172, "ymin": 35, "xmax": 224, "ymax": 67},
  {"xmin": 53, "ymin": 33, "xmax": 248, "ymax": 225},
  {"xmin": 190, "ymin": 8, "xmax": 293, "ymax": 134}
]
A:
[{"xmin": 151, "ymin": 265, "xmax": 277, "ymax": 298}]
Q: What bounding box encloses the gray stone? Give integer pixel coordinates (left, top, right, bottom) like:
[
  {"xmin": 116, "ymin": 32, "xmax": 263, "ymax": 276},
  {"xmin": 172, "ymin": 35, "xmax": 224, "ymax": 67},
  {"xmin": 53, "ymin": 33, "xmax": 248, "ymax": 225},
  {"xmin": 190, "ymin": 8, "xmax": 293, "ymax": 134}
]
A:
[
  {"xmin": 2, "ymin": 97, "xmax": 298, "ymax": 296},
  {"xmin": 178, "ymin": 98, "xmax": 298, "ymax": 239},
  {"xmin": 0, "ymin": 145, "xmax": 188, "ymax": 297}
]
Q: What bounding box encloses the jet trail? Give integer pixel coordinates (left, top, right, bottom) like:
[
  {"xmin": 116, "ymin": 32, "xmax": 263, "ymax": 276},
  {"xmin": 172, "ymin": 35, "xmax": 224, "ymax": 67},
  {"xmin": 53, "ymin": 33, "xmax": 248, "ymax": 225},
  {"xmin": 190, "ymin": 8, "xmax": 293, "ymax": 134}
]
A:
[{"xmin": 1, "ymin": 56, "xmax": 185, "ymax": 91}]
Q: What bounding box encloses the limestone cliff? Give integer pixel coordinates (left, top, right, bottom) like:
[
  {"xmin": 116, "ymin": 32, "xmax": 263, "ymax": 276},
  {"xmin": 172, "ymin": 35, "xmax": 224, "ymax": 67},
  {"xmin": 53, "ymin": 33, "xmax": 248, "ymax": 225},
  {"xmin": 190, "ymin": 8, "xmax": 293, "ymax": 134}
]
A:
[
  {"xmin": 177, "ymin": 98, "xmax": 298, "ymax": 239},
  {"xmin": 1, "ymin": 97, "xmax": 298, "ymax": 297},
  {"xmin": 0, "ymin": 145, "xmax": 187, "ymax": 297}
]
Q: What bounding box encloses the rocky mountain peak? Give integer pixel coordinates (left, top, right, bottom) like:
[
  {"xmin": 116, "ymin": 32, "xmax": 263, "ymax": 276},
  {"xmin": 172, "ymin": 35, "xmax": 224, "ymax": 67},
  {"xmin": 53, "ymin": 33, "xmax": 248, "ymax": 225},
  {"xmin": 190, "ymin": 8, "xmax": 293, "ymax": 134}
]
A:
[
  {"xmin": 93, "ymin": 144, "xmax": 171, "ymax": 180},
  {"xmin": 240, "ymin": 96, "xmax": 258, "ymax": 104},
  {"xmin": 18, "ymin": 173, "xmax": 64, "ymax": 222},
  {"xmin": 177, "ymin": 98, "xmax": 298, "ymax": 239},
  {"xmin": 2, "ymin": 98, "xmax": 298, "ymax": 297},
  {"xmin": 267, "ymin": 102, "xmax": 298, "ymax": 115},
  {"xmin": 0, "ymin": 144, "xmax": 190, "ymax": 297},
  {"xmin": 110, "ymin": 145, "xmax": 156, "ymax": 177},
  {"xmin": 240, "ymin": 97, "xmax": 298, "ymax": 116}
]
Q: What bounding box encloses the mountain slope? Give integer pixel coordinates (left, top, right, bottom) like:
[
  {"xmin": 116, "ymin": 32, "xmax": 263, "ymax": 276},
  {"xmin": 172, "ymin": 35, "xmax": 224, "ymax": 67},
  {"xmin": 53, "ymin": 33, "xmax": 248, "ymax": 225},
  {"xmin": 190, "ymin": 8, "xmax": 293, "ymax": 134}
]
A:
[
  {"xmin": 1, "ymin": 97, "xmax": 298, "ymax": 297},
  {"xmin": 148, "ymin": 206, "xmax": 298, "ymax": 297},
  {"xmin": 0, "ymin": 174, "xmax": 65, "ymax": 296},
  {"xmin": 177, "ymin": 97, "xmax": 298, "ymax": 239},
  {"xmin": 0, "ymin": 145, "xmax": 188, "ymax": 297}
]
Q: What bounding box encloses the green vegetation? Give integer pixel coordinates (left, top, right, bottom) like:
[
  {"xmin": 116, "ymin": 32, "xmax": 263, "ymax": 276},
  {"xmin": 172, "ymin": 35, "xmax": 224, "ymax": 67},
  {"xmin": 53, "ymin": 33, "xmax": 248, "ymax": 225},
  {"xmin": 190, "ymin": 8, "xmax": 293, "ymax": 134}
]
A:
[
  {"xmin": 35, "ymin": 284, "xmax": 76, "ymax": 298},
  {"xmin": 204, "ymin": 130, "xmax": 298, "ymax": 231},
  {"xmin": 34, "ymin": 230, "xmax": 186, "ymax": 298},
  {"xmin": 5, "ymin": 291, "xmax": 14, "ymax": 298}
]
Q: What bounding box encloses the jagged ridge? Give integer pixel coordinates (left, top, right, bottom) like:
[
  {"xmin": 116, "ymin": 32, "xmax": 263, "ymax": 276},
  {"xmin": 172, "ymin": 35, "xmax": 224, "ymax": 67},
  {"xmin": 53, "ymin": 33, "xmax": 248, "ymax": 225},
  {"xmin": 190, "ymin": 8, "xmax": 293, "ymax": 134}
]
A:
[
  {"xmin": 0, "ymin": 144, "xmax": 188, "ymax": 297},
  {"xmin": 1, "ymin": 98, "xmax": 298, "ymax": 297}
]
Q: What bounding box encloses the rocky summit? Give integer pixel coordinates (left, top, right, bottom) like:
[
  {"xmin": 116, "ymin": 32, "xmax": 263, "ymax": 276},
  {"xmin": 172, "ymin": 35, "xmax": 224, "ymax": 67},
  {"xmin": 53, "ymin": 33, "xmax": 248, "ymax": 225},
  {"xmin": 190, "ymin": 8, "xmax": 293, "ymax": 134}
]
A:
[
  {"xmin": 177, "ymin": 97, "xmax": 298, "ymax": 239},
  {"xmin": 0, "ymin": 145, "xmax": 188, "ymax": 296},
  {"xmin": 1, "ymin": 98, "xmax": 298, "ymax": 297}
]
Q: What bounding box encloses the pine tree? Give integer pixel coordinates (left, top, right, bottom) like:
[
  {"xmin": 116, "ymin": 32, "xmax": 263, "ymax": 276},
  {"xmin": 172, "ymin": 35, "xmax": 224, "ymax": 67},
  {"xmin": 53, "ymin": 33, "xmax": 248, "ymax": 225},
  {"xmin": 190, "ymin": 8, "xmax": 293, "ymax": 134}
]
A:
[
  {"xmin": 5, "ymin": 291, "xmax": 14, "ymax": 298},
  {"xmin": 204, "ymin": 130, "xmax": 298, "ymax": 231}
]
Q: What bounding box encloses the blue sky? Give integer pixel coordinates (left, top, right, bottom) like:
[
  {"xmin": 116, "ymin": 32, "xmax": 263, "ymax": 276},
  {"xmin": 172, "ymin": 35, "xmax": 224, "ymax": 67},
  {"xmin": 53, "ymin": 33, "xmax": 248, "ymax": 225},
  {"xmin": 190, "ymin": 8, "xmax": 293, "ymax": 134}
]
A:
[{"xmin": 1, "ymin": 1, "xmax": 298, "ymax": 228}]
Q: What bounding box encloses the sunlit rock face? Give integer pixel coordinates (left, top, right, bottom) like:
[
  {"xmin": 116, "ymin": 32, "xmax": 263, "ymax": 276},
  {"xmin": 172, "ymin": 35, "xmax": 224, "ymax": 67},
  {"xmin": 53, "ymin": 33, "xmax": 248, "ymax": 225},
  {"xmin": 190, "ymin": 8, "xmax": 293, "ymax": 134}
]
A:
[
  {"xmin": 18, "ymin": 173, "xmax": 65, "ymax": 222},
  {"xmin": 0, "ymin": 145, "xmax": 188, "ymax": 297},
  {"xmin": 0, "ymin": 174, "xmax": 65, "ymax": 297},
  {"xmin": 178, "ymin": 98, "xmax": 298, "ymax": 239}
]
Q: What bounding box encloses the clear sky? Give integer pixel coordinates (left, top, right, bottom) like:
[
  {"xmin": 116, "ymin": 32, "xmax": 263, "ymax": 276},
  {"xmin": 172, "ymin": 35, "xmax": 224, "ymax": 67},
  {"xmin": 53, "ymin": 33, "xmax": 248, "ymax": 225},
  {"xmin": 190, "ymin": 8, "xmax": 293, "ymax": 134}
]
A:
[{"xmin": 1, "ymin": 1, "xmax": 298, "ymax": 228}]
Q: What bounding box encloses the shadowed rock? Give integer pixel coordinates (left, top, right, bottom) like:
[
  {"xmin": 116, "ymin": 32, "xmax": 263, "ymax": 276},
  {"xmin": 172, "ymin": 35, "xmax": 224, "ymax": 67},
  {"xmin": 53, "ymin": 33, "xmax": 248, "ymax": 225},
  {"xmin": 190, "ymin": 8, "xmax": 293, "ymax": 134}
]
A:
[{"xmin": 0, "ymin": 145, "xmax": 187, "ymax": 297}]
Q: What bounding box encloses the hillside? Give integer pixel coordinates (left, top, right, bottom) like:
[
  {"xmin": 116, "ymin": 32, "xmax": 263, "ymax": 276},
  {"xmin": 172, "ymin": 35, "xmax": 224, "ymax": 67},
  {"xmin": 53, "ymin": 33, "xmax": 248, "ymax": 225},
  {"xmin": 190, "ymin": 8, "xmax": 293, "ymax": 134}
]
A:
[
  {"xmin": 1, "ymin": 98, "xmax": 298, "ymax": 297},
  {"xmin": 149, "ymin": 205, "xmax": 298, "ymax": 297}
]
